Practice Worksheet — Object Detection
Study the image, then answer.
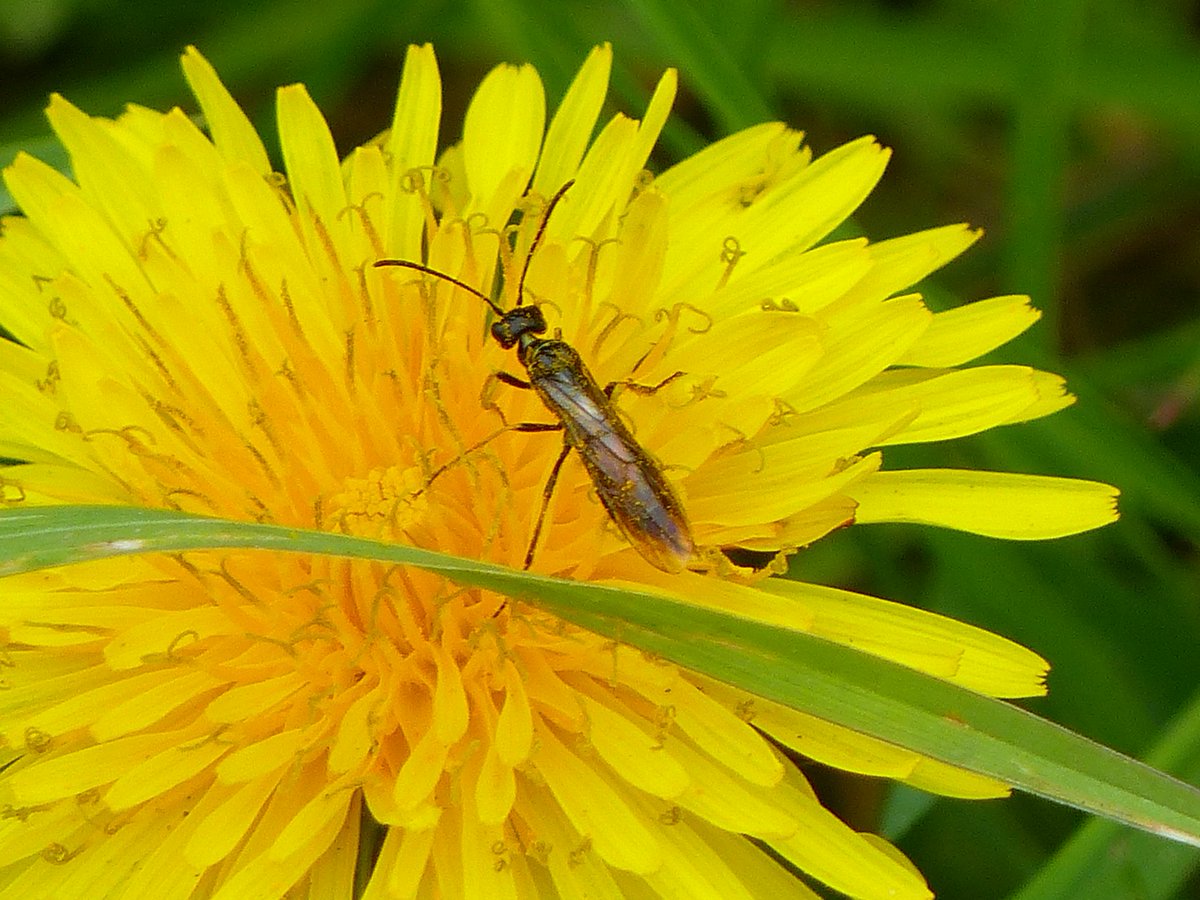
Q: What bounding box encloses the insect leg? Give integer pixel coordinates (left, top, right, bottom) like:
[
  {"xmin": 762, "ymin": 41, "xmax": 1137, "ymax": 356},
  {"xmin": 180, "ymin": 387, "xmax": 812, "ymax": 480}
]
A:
[
  {"xmin": 421, "ymin": 421, "xmax": 560, "ymax": 494},
  {"xmin": 603, "ymin": 370, "xmax": 685, "ymax": 398},
  {"xmin": 524, "ymin": 440, "xmax": 572, "ymax": 570},
  {"xmin": 495, "ymin": 371, "xmax": 533, "ymax": 390}
]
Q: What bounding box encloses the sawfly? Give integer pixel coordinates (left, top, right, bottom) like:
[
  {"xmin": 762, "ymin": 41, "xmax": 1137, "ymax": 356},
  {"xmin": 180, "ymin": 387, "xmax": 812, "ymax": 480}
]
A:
[{"xmin": 375, "ymin": 181, "xmax": 695, "ymax": 573}]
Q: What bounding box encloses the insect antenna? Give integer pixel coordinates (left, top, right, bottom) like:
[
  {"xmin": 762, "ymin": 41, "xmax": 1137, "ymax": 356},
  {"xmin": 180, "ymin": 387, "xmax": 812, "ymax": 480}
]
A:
[
  {"xmin": 373, "ymin": 258, "xmax": 505, "ymax": 316},
  {"xmin": 515, "ymin": 180, "xmax": 575, "ymax": 307}
]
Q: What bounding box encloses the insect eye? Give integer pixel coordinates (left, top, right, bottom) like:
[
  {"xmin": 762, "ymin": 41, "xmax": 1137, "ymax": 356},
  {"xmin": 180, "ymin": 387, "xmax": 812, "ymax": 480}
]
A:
[
  {"xmin": 525, "ymin": 307, "xmax": 548, "ymax": 334},
  {"xmin": 491, "ymin": 320, "xmax": 518, "ymax": 348}
]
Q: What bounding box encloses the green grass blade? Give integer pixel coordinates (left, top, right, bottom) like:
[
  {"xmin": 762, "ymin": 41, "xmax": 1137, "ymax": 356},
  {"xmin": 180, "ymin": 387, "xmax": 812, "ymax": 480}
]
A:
[
  {"xmin": 1010, "ymin": 686, "xmax": 1200, "ymax": 899},
  {"xmin": 2, "ymin": 504, "xmax": 1199, "ymax": 849},
  {"xmin": 622, "ymin": 0, "xmax": 775, "ymax": 133}
]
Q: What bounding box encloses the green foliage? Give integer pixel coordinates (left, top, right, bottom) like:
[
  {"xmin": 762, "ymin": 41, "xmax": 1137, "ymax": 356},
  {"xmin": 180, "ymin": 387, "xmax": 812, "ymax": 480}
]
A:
[{"xmin": 2, "ymin": 1, "xmax": 1199, "ymax": 895}]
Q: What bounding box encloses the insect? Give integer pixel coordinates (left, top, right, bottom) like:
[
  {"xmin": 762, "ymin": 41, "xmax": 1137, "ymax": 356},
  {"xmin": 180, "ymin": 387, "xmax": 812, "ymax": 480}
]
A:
[{"xmin": 374, "ymin": 181, "xmax": 695, "ymax": 573}]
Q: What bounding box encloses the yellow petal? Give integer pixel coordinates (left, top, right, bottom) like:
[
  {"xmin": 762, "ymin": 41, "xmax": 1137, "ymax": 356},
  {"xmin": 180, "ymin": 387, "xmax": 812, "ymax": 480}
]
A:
[
  {"xmin": 328, "ymin": 679, "xmax": 383, "ymax": 773},
  {"xmin": 105, "ymin": 738, "xmax": 230, "ymax": 810},
  {"xmin": 13, "ymin": 670, "xmax": 159, "ymax": 746},
  {"xmin": 534, "ymin": 43, "xmax": 612, "ymax": 195},
  {"xmin": 269, "ymin": 785, "xmax": 354, "ymax": 861},
  {"xmin": 91, "ymin": 668, "xmax": 226, "ymax": 740},
  {"xmin": 8, "ymin": 728, "xmax": 192, "ymax": 804},
  {"xmin": 766, "ymin": 771, "xmax": 932, "ymax": 900},
  {"xmin": 738, "ymin": 136, "xmax": 890, "ymax": 266},
  {"xmin": 849, "ymin": 365, "xmax": 1063, "ymax": 445},
  {"xmin": 905, "ymin": 756, "xmax": 1010, "ymax": 799},
  {"xmin": 209, "ymin": 767, "xmax": 351, "ymax": 900},
  {"xmin": 276, "ymin": 82, "xmax": 354, "ymax": 291},
  {"xmin": 656, "ymin": 122, "xmax": 805, "ymax": 210},
  {"xmin": 392, "ymin": 728, "xmax": 449, "ymax": 814},
  {"xmin": 667, "ymin": 734, "xmax": 797, "ymax": 839},
  {"xmin": 378, "ymin": 823, "xmax": 439, "ymax": 898},
  {"xmin": 851, "ymin": 468, "xmax": 1120, "ymax": 538},
  {"xmin": 216, "ymin": 729, "xmax": 304, "ymax": 783},
  {"xmin": 687, "ymin": 816, "xmax": 827, "ymax": 898},
  {"xmin": 494, "ymin": 659, "xmax": 533, "ymax": 765},
  {"xmin": 674, "ymin": 308, "xmax": 824, "ymax": 399},
  {"xmin": 844, "ymin": 222, "xmax": 981, "ymax": 305},
  {"xmin": 577, "ymin": 692, "xmax": 691, "ymax": 797},
  {"xmin": 474, "ymin": 742, "xmax": 516, "ymax": 824},
  {"xmin": 760, "ymin": 577, "xmax": 1050, "ymax": 697},
  {"xmin": 0, "ymin": 214, "xmax": 64, "ymax": 350},
  {"xmin": 304, "ymin": 793, "xmax": 361, "ymax": 898},
  {"xmin": 532, "ymin": 717, "xmax": 663, "ymax": 874},
  {"xmin": 627, "ymin": 67, "xmax": 677, "ymax": 181},
  {"xmin": 605, "ymin": 189, "xmax": 668, "ymax": 326},
  {"xmin": 790, "ymin": 295, "xmax": 933, "ymax": 412},
  {"xmin": 385, "ymin": 43, "xmax": 441, "ymax": 260},
  {"xmin": 45, "ymin": 94, "xmax": 157, "ymax": 238},
  {"xmin": 517, "ymin": 784, "xmax": 626, "ymax": 898},
  {"xmin": 205, "ymin": 671, "xmax": 306, "ymax": 724},
  {"xmin": 662, "ymin": 678, "xmax": 783, "ymax": 787},
  {"xmin": 460, "ymin": 754, "xmax": 520, "ymax": 898},
  {"xmin": 898, "ymin": 294, "xmax": 1042, "ymax": 367},
  {"xmin": 185, "ymin": 773, "xmax": 282, "ymax": 867},
  {"xmin": 703, "ymin": 238, "xmax": 873, "ymax": 321},
  {"xmin": 432, "ymin": 643, "xmax": 469, "ymax": 744},
  {"xmin": 690, "ymin": 453, "xmax": 878, "ymax": 527},
  {"xmin": 182, "ymin": 46, "xmax": 271, "ymax": 174},
  {"xmin": 462, "ymin": 62, "xmax": 545, "ymax": 221},
  {"xmin": 104, "ymin": 605, "xmax": 235, "ymax": 669},
  {"xmin": 557, "ymin": 112, "xmax": 639, "ymax": 244}
]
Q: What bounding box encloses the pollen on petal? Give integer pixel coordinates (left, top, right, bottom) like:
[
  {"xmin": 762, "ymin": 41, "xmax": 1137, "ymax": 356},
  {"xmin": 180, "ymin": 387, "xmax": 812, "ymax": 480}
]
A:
[
  {"xmin": 532, "ymin": 718, "xmax": 664, "ymax": 874},
  {"xmin": 105, "ymin": 739, "xmax": 230, "ymax": 811},
  {"xmin": 577, "ymin": 692, "xmax": 691, "ymax": 797},
  {"xmin": 185, "ymin": 774, "xmax": 282, "ymax": 867}
]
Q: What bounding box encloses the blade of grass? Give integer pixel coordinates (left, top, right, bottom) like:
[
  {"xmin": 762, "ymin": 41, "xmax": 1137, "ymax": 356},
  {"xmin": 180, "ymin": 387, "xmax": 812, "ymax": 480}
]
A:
[
  {"xmin": 1003, "ymin": 0, "xmax": 1088, "ymax": 344},
  {"xmin": 2, "ymin": 504, "xmax": 1200, "ymax": 848},
  {"xmin": 1010, "ymin": 685, "xmax": 1200, "ymax": 899},
  {"xmin": 762, "ymin": 8, "xmax": 1200, "ymax": 148},
  {"xmin": 621, "ymin": 0, "xmax": 774, "ymax": 133}
]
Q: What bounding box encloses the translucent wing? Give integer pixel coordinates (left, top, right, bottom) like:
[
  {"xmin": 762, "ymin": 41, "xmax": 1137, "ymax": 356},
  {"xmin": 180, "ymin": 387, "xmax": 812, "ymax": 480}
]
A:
[{"xmin": 533, "ymin": 349, "xmax": 694, "ymax": 573}]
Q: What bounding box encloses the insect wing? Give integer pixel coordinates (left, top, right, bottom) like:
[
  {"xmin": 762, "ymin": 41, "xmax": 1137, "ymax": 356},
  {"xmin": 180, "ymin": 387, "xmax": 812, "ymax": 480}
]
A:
[{"xmin": 535, "ymin": 365, "xmax": 694, "ymax": 573}]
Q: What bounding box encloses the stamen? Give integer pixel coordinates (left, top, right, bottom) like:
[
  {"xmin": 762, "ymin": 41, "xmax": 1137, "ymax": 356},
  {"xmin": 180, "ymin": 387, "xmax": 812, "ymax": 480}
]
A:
[
  {"xmin": 213, "ymin": 285, "xmax": 253, "ymax": 370},
  {"xmin": 590, "ymin": 301, "xmax": 642, "ymax": 361},
  {"xmin": 716, "ymin": 236, "xmax": 745, "ymax": 290},
  {"xmin": 35, "ymin": 361, "xmax": 59, "ymax": 395},
  {"xmin": 338, "ymin": 193, "xmax": 386, "ymax": 258},
  {"xmin": 137, "ymin": 217, "xmax": 172, "ymax": 261}
]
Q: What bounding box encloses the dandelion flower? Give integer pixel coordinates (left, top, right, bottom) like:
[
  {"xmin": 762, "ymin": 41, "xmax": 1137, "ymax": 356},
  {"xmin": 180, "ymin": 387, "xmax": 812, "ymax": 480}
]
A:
[{"xmin": 0, "ymin": 44, "xmax": 1117, "ymax": 898}]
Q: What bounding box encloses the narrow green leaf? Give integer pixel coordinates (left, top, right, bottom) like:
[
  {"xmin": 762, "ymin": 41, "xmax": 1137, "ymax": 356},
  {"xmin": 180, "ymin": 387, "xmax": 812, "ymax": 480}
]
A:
[
  {"xmin": 622, "ymin": 0, "xmax": 775, "ymax": 133},
  {"xmin": 2, "ymin": 504, "xmax": 1200, "ymax": 850},
  {"xmin": 1004, "ymin": 0, "xmax": 1089, "ymax": 343},
  {"xmin": 1010, "ymin": 685, "xmax": 1200, "ymax": 899}
]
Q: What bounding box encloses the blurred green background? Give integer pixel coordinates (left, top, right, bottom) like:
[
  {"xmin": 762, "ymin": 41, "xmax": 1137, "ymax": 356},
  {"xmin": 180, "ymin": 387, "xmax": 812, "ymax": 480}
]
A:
[{"xmin": 1, "ymin": 0, "xmax": 1198, "ymax": 897}]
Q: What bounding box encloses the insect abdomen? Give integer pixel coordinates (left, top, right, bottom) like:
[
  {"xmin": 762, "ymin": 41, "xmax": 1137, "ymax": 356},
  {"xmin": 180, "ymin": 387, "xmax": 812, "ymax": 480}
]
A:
[{"xmin": 528, "ymin": 340, "xmax": 695, "ymax": 573}]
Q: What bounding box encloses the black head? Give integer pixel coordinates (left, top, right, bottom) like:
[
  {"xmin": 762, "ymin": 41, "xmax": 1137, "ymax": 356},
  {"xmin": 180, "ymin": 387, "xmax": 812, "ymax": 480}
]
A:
[{"xmin": 491, "ymin": 304, "xmax": 547, "ymax": 349}]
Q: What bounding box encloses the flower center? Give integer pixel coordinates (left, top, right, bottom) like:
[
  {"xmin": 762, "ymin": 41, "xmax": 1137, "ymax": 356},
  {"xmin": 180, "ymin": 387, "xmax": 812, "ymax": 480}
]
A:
[{"xmin": 324, "ymin": 464, "xmax": 430, "ymax": 541}]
